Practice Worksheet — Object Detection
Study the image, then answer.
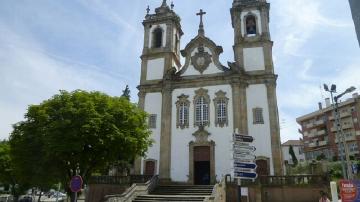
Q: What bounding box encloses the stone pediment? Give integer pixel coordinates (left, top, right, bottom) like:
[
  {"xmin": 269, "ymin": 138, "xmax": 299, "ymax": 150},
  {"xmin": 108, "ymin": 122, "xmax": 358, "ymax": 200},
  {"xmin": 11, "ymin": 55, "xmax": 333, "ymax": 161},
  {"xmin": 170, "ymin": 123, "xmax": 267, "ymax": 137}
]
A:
[{"xmin": 177, "ymin": 35, "xmax": 229, "ymax": 76}]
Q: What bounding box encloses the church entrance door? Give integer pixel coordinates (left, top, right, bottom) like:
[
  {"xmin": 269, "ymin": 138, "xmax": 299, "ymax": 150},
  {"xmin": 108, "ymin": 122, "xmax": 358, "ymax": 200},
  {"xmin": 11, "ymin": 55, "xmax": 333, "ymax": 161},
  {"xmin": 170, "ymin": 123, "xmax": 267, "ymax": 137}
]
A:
[{"xmin": 194, "ymin": 146, "xmax": 210, "ymax": 185}]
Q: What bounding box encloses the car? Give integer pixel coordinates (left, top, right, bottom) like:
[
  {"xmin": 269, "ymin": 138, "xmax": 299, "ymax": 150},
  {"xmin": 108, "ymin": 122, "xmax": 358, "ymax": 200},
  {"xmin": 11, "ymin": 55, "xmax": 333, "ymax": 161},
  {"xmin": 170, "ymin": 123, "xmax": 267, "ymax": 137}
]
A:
[
  {"xmin": 18, "ymin": 196, "xmax": 33, "ymax": 202},
  {"xmin": 0, "ymin": 194, "xmax": 14, "ymax": 202}
]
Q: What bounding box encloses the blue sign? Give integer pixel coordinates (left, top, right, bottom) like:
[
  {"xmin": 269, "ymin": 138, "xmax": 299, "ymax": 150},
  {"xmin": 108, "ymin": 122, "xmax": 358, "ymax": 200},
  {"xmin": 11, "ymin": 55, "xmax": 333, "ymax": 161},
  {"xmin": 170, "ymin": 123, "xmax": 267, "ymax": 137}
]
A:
[
  {"xmin": 233, "ymin": 134, "xmax": 254, "ymax": 143},
  {"xmin": 234, "ymin": 171, "xmax": 258, "ymax": 179},
  {"xmin": 234, "ymin": 162, "xmax": 257, "ymax": 169},
  {"xmin": 70, "ymin": 175, "xmax": 83, "ymax": 193}
]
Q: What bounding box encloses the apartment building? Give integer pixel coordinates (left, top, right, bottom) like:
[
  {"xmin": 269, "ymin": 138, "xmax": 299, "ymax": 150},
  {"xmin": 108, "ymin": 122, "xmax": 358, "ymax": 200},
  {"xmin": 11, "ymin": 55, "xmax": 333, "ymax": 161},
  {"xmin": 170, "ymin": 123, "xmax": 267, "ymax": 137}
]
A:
[{"xmin": 296, "ymin": 93, "xmax": 360, "ymax": 161}]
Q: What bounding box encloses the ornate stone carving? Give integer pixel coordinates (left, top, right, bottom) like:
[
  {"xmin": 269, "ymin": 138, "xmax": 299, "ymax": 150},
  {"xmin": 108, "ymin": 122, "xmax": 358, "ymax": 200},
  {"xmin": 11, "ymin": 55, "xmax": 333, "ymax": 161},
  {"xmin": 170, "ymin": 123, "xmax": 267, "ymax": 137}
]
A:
[
  {"xmin": 191, "ymin": 44, "xmax": 212, "ymax": 74},
  {"xmin": 192, "ymin": 126, "xmax": 210, "ymax": 143}
]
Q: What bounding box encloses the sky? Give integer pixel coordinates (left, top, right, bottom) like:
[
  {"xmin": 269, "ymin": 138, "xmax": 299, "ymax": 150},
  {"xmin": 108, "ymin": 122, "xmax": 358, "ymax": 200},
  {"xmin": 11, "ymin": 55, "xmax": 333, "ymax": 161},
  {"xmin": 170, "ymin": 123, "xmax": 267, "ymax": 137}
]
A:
[{"xmin": 0, "ymin": 0, "xmax": 359, "ymax": 142}]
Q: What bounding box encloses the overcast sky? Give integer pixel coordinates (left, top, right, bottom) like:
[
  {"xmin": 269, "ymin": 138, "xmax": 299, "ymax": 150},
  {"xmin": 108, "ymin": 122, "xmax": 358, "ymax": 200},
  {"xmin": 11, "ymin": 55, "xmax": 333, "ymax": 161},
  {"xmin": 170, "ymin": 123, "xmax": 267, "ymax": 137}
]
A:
[{"xmin": 0, "ymin": 0, "xmax": 359, "ymax": 142}]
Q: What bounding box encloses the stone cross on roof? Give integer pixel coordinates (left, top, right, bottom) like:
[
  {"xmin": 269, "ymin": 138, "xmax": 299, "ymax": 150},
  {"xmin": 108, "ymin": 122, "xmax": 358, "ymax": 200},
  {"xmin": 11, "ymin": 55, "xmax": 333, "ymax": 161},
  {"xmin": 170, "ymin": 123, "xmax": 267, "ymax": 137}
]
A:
[
  {"xmin": 196, "ymin": 9, "xmax": 206, "ymax": 36},
  {"xmin": 161, "ymin": 0, "xmax": 167, "ymax": 7}
]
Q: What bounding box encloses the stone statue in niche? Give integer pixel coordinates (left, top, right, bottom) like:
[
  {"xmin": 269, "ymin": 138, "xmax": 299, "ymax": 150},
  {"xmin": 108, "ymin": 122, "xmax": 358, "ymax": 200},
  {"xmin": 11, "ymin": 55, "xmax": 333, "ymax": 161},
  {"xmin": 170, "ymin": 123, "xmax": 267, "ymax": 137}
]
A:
[{"xmin": 246, "ymin": 15, "xmax": 257, "ymax": 35}]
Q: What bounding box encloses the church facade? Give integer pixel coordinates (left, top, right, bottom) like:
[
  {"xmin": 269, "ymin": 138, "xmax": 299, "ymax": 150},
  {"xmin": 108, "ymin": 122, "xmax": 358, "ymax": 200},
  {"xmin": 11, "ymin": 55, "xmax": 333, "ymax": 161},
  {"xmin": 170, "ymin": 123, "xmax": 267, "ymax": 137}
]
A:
[{"xmin": 134, "ymin": 0, "xmax": 282, "ymax": 184}]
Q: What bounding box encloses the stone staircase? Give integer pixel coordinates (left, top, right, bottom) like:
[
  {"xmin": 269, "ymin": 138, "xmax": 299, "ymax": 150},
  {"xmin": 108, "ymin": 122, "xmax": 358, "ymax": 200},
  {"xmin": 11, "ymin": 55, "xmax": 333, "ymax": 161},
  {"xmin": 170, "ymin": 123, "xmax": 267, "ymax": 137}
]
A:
[{"xmin": 132, "ymin": 185, "xmax": 214, "ymax": 202}]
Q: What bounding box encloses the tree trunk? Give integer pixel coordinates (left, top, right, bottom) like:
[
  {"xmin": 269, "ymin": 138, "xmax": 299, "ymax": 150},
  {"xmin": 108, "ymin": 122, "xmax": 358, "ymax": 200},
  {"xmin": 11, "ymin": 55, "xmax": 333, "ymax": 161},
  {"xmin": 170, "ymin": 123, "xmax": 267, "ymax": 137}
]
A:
[{"xmin": 38, "ymin": 189, "xmax": 43, "ymax": 202}]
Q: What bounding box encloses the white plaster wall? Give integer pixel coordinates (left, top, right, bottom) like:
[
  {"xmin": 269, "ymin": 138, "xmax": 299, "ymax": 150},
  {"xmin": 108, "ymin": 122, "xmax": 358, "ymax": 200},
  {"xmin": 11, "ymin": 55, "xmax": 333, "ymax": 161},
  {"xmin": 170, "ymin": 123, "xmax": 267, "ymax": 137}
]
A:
[
  {"xmin": 243, "ymin": 47, "xmax": 265, "ymax": 71},
  {"xmin": 148, "ymin": 23, "xmax": 167, "ymax": 48},
  {"xmin": 170, "ymin": 85, "xmax": 234, "ymax": 182},
  {"xmin": 146, "ymin": 58, "xmax": 164, "ymax": 80},
  {"xmin": 143, "ymin": 93, "xmax": 162, "ymax": 175},
  {"xmin": 240, "ymin": 10, "xmax": 262, "ymax": 37},
  {"xmin": 182, "ymin": 47, "xmax": 223, "ymax": 76},
  {"xmin": 281, "ymin": 145, "xmax": 306, "ymax": 164},
  {"xmin": 246, "ymin": 84, "xmax": 274, "ymax": 175}
]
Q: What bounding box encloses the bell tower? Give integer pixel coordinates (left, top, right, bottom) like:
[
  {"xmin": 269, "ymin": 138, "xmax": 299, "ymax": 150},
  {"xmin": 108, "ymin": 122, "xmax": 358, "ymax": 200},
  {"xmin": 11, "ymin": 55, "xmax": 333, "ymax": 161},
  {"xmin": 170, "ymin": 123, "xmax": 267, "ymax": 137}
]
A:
[
  {"xmin": 231, "ymin": 0, "xmax": 273, "ymax": 73},
  {"xmin": 140, "ymin": 0, "xmax": 183, "ymax": 84},
  {"xmin": 231, "ymin": 0, "xmax": 283, "ymax": 175}
]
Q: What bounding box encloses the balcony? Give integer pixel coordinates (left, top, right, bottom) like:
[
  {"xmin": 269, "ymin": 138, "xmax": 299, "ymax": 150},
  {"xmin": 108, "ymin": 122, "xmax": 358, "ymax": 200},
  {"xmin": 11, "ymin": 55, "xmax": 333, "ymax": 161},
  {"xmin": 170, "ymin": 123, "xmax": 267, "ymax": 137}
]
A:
[
  {"xmin": 340, "ymin": 111, "xmax": 352, "ymax": 118},
  {"xmin": 308, "ymin": 142, "xmax": 317, "ymax": 148},
  {"xmin": 318, "ymin": 140, "xmax": 328, "ymax": 146},
  {"xmin": 335, "ymin": 135, "xmax": 356, "ymax": 143},
  {"xmin": 305, "ymin": 123, "xmax": 314, "ymax": 128},
  {"xmin": 315, "ymin": 119, "xmax": 325, "ymax": 126},
  {"xmin": 316, "ymin": 130, "xmax": 326, "ymax": 136}
]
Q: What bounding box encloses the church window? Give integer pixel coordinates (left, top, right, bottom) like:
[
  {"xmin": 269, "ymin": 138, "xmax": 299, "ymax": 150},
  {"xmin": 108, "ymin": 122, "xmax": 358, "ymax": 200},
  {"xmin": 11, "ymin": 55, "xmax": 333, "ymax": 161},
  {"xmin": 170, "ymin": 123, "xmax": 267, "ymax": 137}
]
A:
[
  {"xmin": 213, "ymin": 90, "xmax": 229, "ymax": 127},
  {"xmin": 253, "ymin": 108, "xmax": 264, "ymax": 124},
  {"xmin": 149, "ymin": 114, "xmax": 157, "ymax": 129},
  {"xmin": 194, "ymin": 88, "xmax": 210, "ymax": 127},
  {"xmin": 176, "ymin": 94, "xmax": 190, "ymax": 129},
  {"xmin": 245, "ymin": 15, "xmax": 257, "ymax": 35},
  {"xmin": 152, "ymin": 27, "xmax": 163, "ymax": 48}
]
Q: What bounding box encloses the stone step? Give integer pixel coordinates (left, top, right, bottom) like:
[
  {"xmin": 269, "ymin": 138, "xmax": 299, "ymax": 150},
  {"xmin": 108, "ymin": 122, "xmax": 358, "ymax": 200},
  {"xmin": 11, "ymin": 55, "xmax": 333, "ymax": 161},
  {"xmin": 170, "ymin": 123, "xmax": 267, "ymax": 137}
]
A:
[
  {"xmin": 132, "ymin": 185, "xmax": 214, "ymax": 202},
  {"xmin": 133, "ymin": 195, "xmax": 206, "ymax": 202}
]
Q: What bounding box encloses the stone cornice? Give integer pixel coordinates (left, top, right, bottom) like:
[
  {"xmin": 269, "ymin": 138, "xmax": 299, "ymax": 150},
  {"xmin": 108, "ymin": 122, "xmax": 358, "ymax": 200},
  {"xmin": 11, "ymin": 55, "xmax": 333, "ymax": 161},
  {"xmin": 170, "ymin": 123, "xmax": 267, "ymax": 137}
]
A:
[{"xmin": 138, "ymin": 73, "xmax": 277, "ymax": 93}]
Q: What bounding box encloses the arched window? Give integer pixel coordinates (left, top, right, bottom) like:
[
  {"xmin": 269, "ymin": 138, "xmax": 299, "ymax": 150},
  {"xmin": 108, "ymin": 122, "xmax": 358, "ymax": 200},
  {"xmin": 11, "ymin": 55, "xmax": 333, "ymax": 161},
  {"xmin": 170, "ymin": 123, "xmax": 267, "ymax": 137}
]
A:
[
  {"xmin": 176, "ymin": 94, "xmax": 190, "ymax": 129},
  {"xmin": 246, "ymin": 15, "xmax": 257, "ymax": 35},
  {"xmin": 194, "ymin": 88, "xmax": 210, "ymax": 127},
  {"xmin": 152, "ymin": 27, "xmax": 163, "ymax": 48},
  {"xmin": 213, "ymin": 91, "xmax": 229, "ymax": 127}
]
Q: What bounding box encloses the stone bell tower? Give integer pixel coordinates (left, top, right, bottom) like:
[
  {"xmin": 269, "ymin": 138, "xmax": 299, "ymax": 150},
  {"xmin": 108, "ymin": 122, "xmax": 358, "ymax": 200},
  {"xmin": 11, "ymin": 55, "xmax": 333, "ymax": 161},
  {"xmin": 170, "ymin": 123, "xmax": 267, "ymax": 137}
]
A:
[
  {"xmin": 230, "ymin": 0, "xmax": 283, "ymax": 175},
  {"xmin": 139, "ymin": 0, "xmax": 183, "ymax": 84},
  {"xmin": 135, "ymin": 0, "xmax": 183, "ymax": 181}
]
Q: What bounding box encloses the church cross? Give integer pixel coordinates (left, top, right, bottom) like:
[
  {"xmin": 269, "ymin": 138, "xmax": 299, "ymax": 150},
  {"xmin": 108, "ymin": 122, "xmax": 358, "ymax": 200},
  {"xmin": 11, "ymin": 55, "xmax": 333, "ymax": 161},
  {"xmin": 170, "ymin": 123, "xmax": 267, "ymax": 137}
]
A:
[
  {"xmin": 196, "ymin": 9, "xmax": 206, "ymax": 36},
  {"xmin": 196, "ymin": 9, "xmax": 206, "ymax": 25}
]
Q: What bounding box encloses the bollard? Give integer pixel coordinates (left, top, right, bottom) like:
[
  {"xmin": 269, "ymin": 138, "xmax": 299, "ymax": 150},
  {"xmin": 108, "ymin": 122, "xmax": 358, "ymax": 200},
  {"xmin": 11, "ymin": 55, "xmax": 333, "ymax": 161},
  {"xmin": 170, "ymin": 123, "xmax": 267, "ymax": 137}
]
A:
[{"xmin": 330, "ymin": 181, "xmax": 339, "ymax": 202}]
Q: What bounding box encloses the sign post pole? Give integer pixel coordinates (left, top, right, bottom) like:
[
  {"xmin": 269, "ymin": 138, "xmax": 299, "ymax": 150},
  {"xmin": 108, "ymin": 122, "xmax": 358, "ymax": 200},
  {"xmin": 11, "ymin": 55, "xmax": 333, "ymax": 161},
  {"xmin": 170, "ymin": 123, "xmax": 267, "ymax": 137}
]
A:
[
  {"xmin": 232, "ymin": 130, "xmax": 257, "ymax": 202},
  {"xmin": 237, "ymin": 178, "xmax": 242, "ymax": 202}
]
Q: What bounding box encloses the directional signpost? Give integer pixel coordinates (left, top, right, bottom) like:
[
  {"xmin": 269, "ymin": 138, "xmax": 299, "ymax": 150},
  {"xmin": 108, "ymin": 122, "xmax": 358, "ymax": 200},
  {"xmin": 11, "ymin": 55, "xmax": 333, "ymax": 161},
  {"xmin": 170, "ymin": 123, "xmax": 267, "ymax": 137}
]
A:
[{"xmin": 232, "ymin": 131, "xmax": 258, "ymax": 202}]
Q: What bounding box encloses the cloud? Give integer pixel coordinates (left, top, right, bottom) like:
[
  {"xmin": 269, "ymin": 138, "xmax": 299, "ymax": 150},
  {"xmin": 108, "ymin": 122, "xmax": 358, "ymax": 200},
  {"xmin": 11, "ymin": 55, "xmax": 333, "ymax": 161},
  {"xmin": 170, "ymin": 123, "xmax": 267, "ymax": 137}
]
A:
[
  {"xmin": 273, "ymin": 0, "xmax": 352, "ymax": 56},
  {"xmin": 0, "ymin": 24, "xmax": 125, "ymax": 140}
]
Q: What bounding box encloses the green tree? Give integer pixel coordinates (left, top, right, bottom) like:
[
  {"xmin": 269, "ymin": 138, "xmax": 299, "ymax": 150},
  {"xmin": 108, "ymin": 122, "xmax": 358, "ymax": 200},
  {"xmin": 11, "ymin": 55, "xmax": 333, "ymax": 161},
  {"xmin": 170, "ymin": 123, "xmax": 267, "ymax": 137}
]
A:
[
  {"xmin": 121, "ymin": 85, "xmax": 131, "ymax": 100},
  {"xmin": 289, "ymin": 145, "xmax": 298, "ymax": 167},
  {"xmin": 9, "ymin": 90, "xmax": 152, "ymax": 201},
  {"xmin": 0, "ymin": 140, "xmax": 24, "ymax": 200}
]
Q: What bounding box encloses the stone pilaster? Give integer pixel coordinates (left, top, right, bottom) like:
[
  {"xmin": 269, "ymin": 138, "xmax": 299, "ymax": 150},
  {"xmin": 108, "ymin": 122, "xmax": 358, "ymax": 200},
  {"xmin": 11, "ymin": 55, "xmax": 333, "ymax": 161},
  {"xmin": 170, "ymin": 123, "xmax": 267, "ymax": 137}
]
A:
[
  {"xmin": 266, "ymin": 81, "xmax": 283, "ymax": 175},
  {"xmin": 231, "ymin": 79, "xmax": 248, "ymax": 134},
  {"xmin": 134, "ymin": 91, "xmax": 146, "ymax": 174},
  {"xmin": 159, "ymin": 86, "xmax": 172, "ymax": 181}
]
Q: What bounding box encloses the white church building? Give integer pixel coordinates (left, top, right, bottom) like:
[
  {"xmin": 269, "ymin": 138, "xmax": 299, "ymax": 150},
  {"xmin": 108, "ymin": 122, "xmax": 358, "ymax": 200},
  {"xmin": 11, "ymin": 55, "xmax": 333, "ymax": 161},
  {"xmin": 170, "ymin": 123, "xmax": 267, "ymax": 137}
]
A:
[{"xmin": 134, "ymin": 0, "xmax": 282, "ymax": 185}]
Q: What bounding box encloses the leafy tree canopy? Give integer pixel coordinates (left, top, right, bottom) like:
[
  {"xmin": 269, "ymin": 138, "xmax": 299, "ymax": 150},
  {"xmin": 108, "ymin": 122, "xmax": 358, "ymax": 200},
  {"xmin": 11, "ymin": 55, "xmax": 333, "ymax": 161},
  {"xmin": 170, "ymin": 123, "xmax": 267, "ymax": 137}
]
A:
[
  {"xmin": 0, "ymin": 140, "xmax": 12, "ymax": 184},
  {"xmin": 9, "ymin": 90, "xmax": 151, "ymax": 190}
]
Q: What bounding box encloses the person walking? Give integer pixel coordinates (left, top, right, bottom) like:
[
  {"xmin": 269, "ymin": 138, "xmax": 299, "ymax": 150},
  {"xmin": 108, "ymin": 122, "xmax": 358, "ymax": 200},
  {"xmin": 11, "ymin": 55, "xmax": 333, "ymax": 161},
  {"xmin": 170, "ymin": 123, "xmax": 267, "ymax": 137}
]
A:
[{"xmin": 319, "ymin": 191, "xmax": 331, "ymax": 202}]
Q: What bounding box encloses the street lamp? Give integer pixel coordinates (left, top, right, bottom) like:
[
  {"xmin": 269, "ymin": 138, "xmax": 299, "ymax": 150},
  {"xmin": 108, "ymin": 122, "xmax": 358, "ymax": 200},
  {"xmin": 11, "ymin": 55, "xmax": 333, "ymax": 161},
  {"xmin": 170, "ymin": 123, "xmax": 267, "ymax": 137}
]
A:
[{"xmin": 324, "ymin": 84, "xmax": 356, "ymax": 180}]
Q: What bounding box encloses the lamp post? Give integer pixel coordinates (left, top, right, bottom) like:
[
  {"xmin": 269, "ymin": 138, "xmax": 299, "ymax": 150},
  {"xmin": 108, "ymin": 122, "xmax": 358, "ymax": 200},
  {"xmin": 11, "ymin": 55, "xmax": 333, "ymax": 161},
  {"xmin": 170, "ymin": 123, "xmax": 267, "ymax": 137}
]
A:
[{"xmin": 324, "ymin": 84, "xmax": 356, "ymax": 180}]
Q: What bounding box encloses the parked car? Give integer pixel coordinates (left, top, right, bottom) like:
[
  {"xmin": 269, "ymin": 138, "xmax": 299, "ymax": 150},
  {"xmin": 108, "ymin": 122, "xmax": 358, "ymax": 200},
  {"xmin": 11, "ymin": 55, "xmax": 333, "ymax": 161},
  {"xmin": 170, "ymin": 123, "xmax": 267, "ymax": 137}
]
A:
[
  {"xmin": 18, "ymin": 196, "xmax": 32, "ymax": 202},
  {"xmin": 0, "ymin": 194, "xmax": 14, "ymax": 202}
]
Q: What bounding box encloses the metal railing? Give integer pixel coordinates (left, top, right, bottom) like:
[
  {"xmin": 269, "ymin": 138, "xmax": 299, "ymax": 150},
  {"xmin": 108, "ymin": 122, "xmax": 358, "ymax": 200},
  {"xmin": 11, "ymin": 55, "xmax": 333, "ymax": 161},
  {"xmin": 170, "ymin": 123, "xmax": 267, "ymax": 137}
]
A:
[
  {"xmin": 88, "ymin": 175, "xmax": 154, "ymax": 185},
  {"xmin": 225, "ymin": 175, "xmax": 329, "ymax": 187}
]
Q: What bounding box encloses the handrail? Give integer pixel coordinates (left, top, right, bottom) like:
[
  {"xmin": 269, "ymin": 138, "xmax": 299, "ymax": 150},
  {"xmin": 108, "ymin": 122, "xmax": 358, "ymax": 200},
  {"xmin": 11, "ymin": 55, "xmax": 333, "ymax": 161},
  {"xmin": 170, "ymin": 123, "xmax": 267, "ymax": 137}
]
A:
[{"xmin": 104, "ymin": 175, "xmax": 159, "ymax": 202}]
